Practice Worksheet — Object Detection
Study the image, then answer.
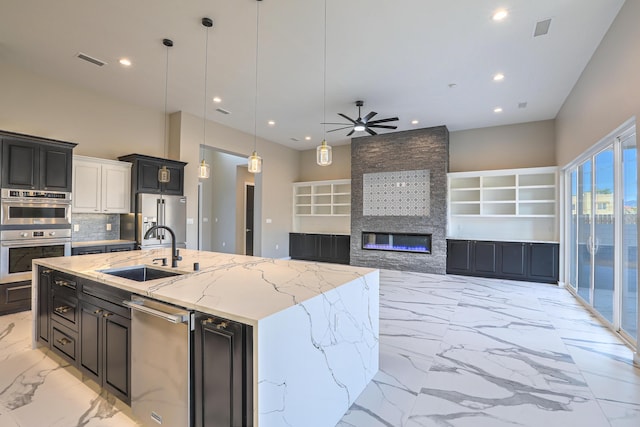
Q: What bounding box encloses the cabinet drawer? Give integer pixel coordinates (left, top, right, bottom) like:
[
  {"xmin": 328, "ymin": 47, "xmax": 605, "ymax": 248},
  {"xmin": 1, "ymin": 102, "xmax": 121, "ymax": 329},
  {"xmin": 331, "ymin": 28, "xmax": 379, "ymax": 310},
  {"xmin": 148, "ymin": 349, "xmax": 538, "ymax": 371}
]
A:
[
  {"xmin": 51, "ymin": 293, "xmax": 78, "ymax": 331},
  {"xmin": 52, "ymin": 273, "xmax": 78, "ymax": 295},
  {"xmin": 52, "ymin": 322, "xmax": 79, "ymax": 364},
  {"xmin": 0, "ymin": 280, "xmax": 32, "ymax": 315}
]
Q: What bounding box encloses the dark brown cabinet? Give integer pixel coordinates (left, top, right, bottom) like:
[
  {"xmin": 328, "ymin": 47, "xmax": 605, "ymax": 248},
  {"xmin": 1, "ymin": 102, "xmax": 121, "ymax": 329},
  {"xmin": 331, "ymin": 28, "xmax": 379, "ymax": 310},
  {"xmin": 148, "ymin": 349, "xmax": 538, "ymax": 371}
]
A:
[
  {"xmin": 446, "ymin": 239, "xmax": 559, "ymax": 284},
  {"xmin": 0, "ymin": 280, "xmax": 32, "ymax": 315},
  {"xmin": 289, "ymin": 233, "xmax": 350, "ymax": 264},
  {"xmin": 1, "ymin": 133, "xmax": 75, "ymax": 191},
  {"xmin": 72, "ymin": 243, "xmax": 136, "ymax": 256},
  {"xmin": 118, "ymin": 154, "xmax": 187, "ymax": 210},
  {"xmin": 194, "ymin": 312, "xmax": 253, "ymax": 427},
  {"xmin": 37, "ymin": 268, "xmax": 52, "ymax": 345}
]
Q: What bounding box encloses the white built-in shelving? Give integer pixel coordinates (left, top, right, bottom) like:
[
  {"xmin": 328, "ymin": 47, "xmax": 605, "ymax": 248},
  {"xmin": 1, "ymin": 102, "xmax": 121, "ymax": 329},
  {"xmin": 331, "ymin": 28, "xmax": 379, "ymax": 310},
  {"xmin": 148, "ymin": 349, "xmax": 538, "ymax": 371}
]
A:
[
  {"xmin": 448, "ymin": 166, "xmax": 558, "ymax": 242},
  {"xmin": 292, "ymin": 179, "xmax": 351, "ymax": 234}
]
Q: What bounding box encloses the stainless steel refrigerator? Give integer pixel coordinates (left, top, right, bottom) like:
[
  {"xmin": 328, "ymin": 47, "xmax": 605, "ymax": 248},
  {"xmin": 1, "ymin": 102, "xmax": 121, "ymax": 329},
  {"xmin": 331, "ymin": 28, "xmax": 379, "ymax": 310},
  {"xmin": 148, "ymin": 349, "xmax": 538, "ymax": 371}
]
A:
[{"xmin": 121, "ymin": 194, "xmax": 187, "ymax": 249}]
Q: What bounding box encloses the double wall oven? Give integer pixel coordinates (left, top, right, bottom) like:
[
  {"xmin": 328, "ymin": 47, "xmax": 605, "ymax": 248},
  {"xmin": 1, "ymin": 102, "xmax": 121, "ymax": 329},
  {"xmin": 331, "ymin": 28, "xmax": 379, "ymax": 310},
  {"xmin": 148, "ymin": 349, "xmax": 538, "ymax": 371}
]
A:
[{"xmin": 0, "ymin": 189, "xmax": 72, "ymax": 284}]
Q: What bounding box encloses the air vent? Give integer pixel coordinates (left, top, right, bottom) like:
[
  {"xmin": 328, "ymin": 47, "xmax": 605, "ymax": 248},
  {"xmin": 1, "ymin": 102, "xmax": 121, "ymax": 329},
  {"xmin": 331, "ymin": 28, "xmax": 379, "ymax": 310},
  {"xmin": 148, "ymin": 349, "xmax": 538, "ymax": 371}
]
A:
[
  {"xmin": 533, "ymin": 18, "xmax": 552, "ymax": 37},
  {"xmin": 290, "ymin": 137, "xmax": 300, "ymax": 142},
  {"xmin": 518, "ymin": 102, "xmax": 528, "ymax": 109},
  {"xmin": 215, "ymin": 108, "xmax": 231, "ymax": 115},
  {"xmin": 76, "ymin": 52, "xmax": 107, "ymax": 67}
]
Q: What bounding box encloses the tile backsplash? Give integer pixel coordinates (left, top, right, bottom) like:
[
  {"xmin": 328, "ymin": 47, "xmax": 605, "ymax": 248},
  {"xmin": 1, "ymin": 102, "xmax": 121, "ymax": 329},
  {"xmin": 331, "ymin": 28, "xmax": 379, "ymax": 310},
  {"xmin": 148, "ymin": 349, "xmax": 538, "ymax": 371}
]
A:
[{"xmin": 72, "ymin": 213, "xmax": 120, "ymax": 242}]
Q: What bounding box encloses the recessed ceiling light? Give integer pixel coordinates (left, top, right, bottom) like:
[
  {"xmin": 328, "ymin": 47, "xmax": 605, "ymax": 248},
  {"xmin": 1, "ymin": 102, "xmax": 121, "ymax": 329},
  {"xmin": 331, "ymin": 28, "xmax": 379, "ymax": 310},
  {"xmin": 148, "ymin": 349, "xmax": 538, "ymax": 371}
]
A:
[
  {"xmin": 213, "ymin": 96, "xmax": 222, "ymax": 103},
  {"xmin": 119, "ymin": 58, "xmax": 132, "ymax": 67},
  {"xmin": 492, "ymin": 9, "xmax": 508, "ymax": 21},
  {"xmin": 411, "ymin": 120, "xmax": 419, "ymax": 125},
  {"xmin": 304, "ymin": 136, "xmax": 311, "ymax": 141},
  {"xmin": 518, "ymin": 102, "xmax": 528, "ymax": 109},
  {"xmin": 268, "ymin": 120, "xmax": 276, "ymax": 126},
  {"xmin": 493, "ymin": 73, "xmax": 505, "ymax": 81},
  {"xmin": 494, "ymin": 107, "xmax": 503, "ymax": 113}
]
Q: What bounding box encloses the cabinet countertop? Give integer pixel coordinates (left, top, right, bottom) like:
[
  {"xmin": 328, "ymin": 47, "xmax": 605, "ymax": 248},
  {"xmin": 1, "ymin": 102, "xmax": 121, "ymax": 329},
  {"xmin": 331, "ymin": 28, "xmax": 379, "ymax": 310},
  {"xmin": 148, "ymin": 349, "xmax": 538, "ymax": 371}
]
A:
[
  {"xmin": 34, "ymin": 248, "xmax": 376, "ymax": 326},
  {"xmin": 446, "ymin": 237, "xmax": 559, "ymax": 244},
  {"xmin": 71, "ymin": 240, "xmax": 136, "ymax": 248}
]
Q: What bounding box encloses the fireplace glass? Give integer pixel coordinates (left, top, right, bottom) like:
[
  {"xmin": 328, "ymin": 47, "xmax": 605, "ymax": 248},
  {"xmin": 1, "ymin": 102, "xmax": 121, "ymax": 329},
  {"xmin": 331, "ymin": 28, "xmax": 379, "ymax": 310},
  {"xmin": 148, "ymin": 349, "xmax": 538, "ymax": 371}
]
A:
[{"xmin": 361, "ymin": 232, "xmax": 431, "ymax": 254}]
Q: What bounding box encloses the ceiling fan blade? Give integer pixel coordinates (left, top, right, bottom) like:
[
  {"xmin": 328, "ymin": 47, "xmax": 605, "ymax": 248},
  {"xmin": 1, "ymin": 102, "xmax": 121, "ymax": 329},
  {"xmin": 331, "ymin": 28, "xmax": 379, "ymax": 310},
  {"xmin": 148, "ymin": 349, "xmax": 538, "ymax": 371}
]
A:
[
  {"xmin": 321, "ymin": 122, "xmax": 352, "ymax": 125},
  {"xmin": 368, "ymin": 124, "xmax": 398, "ymax": 129},
  {"xmin": 367, "ymin": 117, "xmax": 399, "ymax": 124},
  {"xmin": 365, "ymin": 128, "xmax": 377, "ymax": 136},
  {"xmin": 363, "ymin": 111, "xmax": 378, "ymax": 122},
  {"xmin": 346, "ymin": 129, "xmax": 356, "ymax": 136},
  {"xmin": 328, "ymin": 126, "xmax": 354, "ymax": 132},
  {"xmin": 338, "ymin": 113, "xmax": 357, "ymax": 124}
]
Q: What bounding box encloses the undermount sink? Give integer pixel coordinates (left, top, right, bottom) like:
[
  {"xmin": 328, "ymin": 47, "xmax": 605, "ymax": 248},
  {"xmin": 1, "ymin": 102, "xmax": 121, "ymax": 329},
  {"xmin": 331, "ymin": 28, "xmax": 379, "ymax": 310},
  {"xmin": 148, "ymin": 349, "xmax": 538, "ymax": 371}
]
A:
[{"xmin": 99, "ymin": 265, "xmax": 184, "ymax": 282}]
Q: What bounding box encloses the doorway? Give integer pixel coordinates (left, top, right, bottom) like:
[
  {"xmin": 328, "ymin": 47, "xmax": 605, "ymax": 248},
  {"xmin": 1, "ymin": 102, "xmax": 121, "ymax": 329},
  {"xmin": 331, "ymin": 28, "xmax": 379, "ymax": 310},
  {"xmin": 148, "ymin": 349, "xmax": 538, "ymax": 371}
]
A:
[
  {"xmin": 245, "ymin": 184, "xmax": 255, "ymax": 256},
  {"xmin": 565, "ymin": 121, "xmax": 637, "ymax": 343}
]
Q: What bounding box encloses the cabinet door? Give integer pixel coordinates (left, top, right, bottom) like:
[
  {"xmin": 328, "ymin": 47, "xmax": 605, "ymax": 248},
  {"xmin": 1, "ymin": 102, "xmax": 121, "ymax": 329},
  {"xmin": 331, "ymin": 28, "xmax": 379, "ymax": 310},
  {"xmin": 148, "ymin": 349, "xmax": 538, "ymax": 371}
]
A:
[
  {"xmin": 289, "ymin": 233, "xmax": 303, "ymax": 259},
  {"xmin": 195, "ymin": 314, "xmax": 251, "ymax": 427},
  {"xmin": 318, "ymin": 234, "xmax": 334, "ymax": 261},
  {"xmin": 37, "ymin": 268, "xmax": 52, "ymax": 346},
  {"xmin": 2, "ymin": 138, "xmax": 38, "ymax": 189},
  {"xmin": 528, "ymin": 243, "xmax": 559, "ymax": 283},
  {"xmin": 41, "ymin": 145, "xmax": 73, "ymax": 191},
  {"xmin": 161, "ymin": 164, "xmax": 184, "ymax": 195},
  {"xmin": 473, "ymin": 241, "xmax": 497, "ymax": 274},
  {"xmin": 102, "ymin": 164, "xmax": 130, "ymax": 213},
  {"xmin": 447, "ymin": 240, "xmax": 472, "ymax": 273},
  {"xmin": 79, "ymin": 301, "xmax": 103, "ymax": 383},
  {"xmin": 137, "ymin": 160, "xmax": 162, "ymax": 193},
  {"xmin": 334, "ymin": 235, "xmax": 351, "ymax": 264},
  {"xmin": 103, "ymin": 311, "xmax": 130, "ymax": 404},
  {"xmin": 72, "ymin": 160, "xmax": 101, "ymax": 213},
  {"xmin": 500, "ymin": 242, "xmax": 526, "ymax": 278}
]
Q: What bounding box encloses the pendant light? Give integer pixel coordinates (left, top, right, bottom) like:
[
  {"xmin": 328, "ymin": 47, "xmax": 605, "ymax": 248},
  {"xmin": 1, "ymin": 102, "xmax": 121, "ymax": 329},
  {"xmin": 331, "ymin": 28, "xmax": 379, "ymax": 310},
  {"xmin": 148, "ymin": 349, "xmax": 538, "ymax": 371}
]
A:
[
  {"xmin": 248, "ymin": 0, "xmax": 263, "ymax": 174},
  {"xmin": 316, "ymin": 0, "xmax": 332, "ymax": 166},
  {"xmin": 198, "ymin": 17, "xmax": 213, "ymax": 179},
  {"xmin": 158, "ymin": 38, "xmax": 173, "ymax": 184}
]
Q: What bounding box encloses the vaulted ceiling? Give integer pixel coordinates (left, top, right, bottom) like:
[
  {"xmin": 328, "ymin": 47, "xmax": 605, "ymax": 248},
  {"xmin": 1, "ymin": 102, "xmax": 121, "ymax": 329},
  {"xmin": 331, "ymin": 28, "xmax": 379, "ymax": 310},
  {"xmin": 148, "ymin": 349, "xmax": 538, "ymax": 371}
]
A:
[{"xmin": 0, "ymin": 0, "xmax": 625, "ymax": 150}]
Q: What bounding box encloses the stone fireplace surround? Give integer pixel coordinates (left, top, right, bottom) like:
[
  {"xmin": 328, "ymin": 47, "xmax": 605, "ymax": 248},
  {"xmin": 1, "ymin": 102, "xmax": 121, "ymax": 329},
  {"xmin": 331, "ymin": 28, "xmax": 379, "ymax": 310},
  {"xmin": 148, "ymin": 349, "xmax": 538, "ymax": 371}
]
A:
[{"xmin": 350, "ymin": 126, "xmax": 449, "ymax": 274}]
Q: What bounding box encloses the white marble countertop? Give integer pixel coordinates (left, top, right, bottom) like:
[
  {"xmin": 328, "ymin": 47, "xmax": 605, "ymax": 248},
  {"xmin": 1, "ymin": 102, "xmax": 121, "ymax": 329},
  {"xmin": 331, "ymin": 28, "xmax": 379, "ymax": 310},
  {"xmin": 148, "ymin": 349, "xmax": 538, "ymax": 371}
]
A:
[{"xmin": 33, "ymin": 248, "xmax": 376, "ymax": 326}]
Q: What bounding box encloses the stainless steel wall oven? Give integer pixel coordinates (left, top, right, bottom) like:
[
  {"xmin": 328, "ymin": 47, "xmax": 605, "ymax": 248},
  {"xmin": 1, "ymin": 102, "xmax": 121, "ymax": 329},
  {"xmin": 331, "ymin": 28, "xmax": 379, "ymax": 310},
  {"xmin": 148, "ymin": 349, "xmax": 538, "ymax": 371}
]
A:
[{"xmin": 1, "ymin": 189, "xmax": 72, "ymax": 226}]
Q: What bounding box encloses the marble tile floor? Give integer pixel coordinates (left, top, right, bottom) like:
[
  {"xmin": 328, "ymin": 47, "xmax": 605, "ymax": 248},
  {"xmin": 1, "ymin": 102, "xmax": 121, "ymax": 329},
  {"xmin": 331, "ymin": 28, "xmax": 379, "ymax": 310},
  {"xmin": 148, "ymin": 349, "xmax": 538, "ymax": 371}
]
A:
[{"xmin": 1, "ymin": 271, "xmax": 639, "ymax": 426}]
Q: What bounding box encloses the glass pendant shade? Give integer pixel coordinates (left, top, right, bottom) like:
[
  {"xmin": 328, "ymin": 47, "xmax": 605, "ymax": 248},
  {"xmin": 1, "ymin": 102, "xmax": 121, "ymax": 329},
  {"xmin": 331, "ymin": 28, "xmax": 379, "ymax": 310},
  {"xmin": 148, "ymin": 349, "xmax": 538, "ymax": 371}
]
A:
[
  {"xmin": 198, "ymin": 159, "xmax": 210, "ymax": 179},
  {"xmin": 248, "ymin": 151, "xmax": 262, "ymax": 174},
  {"xmin": 158, "ymin": 165, "xmax": 171, "ymax": 183},
  {"xmin": 316, "ymin": 140, "xmax": 332, "ymax": 166}
]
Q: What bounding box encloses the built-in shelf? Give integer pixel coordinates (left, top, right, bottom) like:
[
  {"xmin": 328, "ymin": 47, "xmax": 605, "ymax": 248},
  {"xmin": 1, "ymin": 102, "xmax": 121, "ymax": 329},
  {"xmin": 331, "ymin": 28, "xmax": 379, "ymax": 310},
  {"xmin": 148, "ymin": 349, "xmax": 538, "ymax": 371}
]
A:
[
  {"xmin": 448, "ymin": 166, "xmax": 558, "ymax": 242},
  {"xmin": 293, "ymin": 179, "xmax": 351, "ymax": 217}
]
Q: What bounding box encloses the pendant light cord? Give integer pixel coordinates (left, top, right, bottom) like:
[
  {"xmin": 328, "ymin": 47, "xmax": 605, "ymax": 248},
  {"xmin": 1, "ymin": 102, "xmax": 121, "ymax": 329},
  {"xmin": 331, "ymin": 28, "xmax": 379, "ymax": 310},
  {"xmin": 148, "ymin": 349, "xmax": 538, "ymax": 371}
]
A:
[
  {"xmin": 253, "ymin": 0, "xmax": 260, "ymax": 153},
  {"xmin": 164, "ymin": 42, "xmax": 170, "ymax": 158},
  {"xmin": 322, "ymin": 0, "xmax": 327, "ymax": 138},
  {"xmin": 203, "ymin": 23, "xmax": 210, "ymax": 160}
]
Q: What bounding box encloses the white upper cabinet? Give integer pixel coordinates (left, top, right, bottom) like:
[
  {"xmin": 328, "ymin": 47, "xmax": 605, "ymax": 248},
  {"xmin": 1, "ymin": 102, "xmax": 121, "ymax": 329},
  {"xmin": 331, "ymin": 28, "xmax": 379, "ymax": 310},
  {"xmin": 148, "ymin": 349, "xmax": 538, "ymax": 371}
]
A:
[{"xmin": 72, "ymin": 156, "xmax": 131, "ymax": 213}]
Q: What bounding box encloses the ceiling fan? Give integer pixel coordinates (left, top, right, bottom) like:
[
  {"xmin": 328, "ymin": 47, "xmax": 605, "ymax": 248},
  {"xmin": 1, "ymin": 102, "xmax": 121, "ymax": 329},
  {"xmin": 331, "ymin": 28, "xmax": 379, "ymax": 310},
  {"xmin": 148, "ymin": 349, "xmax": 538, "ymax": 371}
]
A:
[{"xmin": 323, "ymin": 100, "xmax": 399, "ymax": 136}]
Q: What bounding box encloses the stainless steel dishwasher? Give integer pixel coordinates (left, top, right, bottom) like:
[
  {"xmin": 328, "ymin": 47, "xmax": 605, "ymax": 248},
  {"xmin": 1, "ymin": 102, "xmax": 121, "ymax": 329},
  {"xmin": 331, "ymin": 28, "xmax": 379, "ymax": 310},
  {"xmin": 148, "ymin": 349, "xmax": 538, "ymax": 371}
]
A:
[{"xmin": 124, "ymin": 295, "xmax": 193, "ymax": 427}]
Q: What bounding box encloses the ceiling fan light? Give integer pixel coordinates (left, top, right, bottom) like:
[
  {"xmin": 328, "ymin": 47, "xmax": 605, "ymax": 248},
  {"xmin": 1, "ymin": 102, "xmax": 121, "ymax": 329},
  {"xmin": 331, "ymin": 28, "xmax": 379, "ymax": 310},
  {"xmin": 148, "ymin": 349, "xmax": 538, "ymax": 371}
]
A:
[
  {"xmin": 316, "ymin": 140, "xmax": 332, "ymax": 166},
  {"xmin": 354, "ymin": 124, "xmax": 366, "ymax": 132},
  {"xmin": 198, "ymin": 159, "xmax": 210, "ymax": 179},
  {"xmin": 248, "ymin": 151, "xmax": 262, "ymax": 174}
]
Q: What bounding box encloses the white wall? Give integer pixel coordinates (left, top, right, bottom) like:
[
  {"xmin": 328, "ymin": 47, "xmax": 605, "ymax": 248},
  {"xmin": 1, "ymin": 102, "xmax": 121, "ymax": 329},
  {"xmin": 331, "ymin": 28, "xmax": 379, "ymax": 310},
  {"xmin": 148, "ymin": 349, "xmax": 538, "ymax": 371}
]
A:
[
  {"xmin": 555, "ymin": 0, "xmax": 640, "ymax": 166},
  {"xmin": 297, "ymin": 144, "xmax": 351, "ymax": 181}
]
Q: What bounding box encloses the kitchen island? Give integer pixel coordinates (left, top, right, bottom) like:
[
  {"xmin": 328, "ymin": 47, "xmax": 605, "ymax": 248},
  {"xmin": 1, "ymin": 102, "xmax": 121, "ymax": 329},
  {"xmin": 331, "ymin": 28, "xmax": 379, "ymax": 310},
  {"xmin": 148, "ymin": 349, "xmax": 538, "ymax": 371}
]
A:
[{"xmin": 32, "ymin": 248, "xmax": 379, "ymax": 427}]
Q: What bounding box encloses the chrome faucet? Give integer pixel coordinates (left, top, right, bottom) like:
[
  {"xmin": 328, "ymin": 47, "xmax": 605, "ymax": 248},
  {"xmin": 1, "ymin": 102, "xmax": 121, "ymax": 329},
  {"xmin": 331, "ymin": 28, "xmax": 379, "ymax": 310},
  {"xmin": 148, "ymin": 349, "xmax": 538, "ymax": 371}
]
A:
[{"xmin": 144, "ymin": 225, "xmax": 182, "ymax": 268}]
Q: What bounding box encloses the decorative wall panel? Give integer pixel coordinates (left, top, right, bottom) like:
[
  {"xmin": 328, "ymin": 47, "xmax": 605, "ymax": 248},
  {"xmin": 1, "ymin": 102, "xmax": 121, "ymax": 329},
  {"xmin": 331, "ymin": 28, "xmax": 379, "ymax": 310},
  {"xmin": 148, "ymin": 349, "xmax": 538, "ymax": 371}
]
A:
[{"xmin": 363, "ymin": 170, "xmax": 430, "ymax": 216}]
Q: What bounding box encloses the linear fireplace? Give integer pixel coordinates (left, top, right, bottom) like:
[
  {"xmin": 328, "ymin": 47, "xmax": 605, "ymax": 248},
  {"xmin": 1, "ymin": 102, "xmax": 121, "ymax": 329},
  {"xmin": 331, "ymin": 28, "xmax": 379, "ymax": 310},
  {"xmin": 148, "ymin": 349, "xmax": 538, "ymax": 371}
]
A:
[{"xmin": 362, "ymin": 232, "xmax": 431, "ymax": 254}]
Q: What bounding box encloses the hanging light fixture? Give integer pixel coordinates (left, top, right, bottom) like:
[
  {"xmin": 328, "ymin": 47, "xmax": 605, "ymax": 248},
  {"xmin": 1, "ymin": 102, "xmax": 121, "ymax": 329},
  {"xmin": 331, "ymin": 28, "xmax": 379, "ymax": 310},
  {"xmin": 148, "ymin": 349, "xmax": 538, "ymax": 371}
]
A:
[
  {"xmin": 248, "ymin": 0, "xmax": 263, "ymax": 174},
  {"xmin": 198, "ymin": 17, "xmax": 213, "ymax": 179},
  {"xmin": 158, "ymin": 38, "xmax": 173, "ymax": 184},
  {"xmin": 316, "ymin": 0, "xmax": 332, "ymax": 166}
]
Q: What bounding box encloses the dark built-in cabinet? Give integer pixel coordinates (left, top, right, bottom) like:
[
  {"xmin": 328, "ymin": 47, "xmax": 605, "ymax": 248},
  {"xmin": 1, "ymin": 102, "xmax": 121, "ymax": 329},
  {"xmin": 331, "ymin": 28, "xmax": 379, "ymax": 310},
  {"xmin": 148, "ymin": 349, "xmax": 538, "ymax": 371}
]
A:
[
  {"xmin": 72, "ymin": 243, "xmax": 136, "ymax": 256},
  {"xmin": 289, "ymin": 233, "xmax": 350, "ymax": 265},
  {"xmin": 0, "ymin": 280, "xmax": 32, "ymax": 315},
  {"xmin": 446, "ymin": 239, "xmax": 559, "ymax": 284},
  {"xmin": 118, "ymin": 154, "xmax": 187, "ymax": 210},
  {"xmin": 36, "ymin": 267, "xmax": 132, "ymax": 404},
  {"xmin": 1, "ymin": 132, "xmax": 76, "ymax": 191},
  {"xmin": 194, "ymin": 312, "xmax": 253, "ymax": 427}
]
